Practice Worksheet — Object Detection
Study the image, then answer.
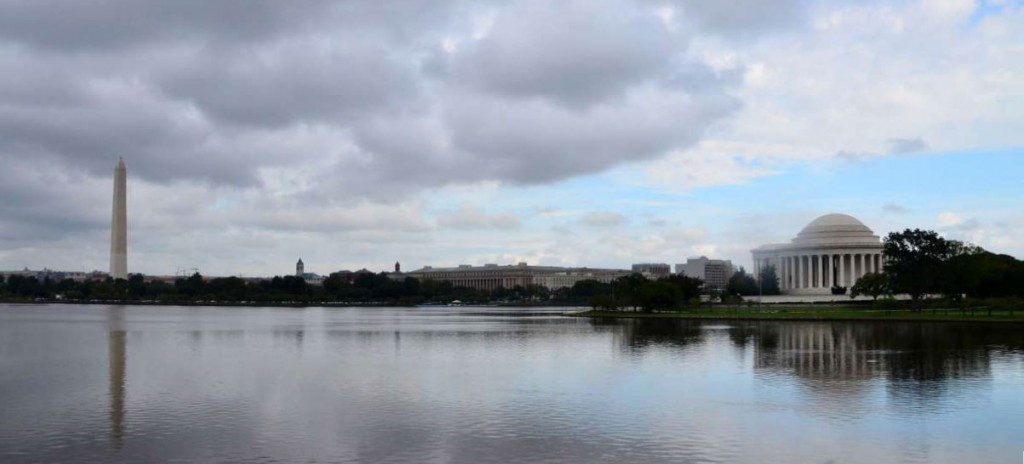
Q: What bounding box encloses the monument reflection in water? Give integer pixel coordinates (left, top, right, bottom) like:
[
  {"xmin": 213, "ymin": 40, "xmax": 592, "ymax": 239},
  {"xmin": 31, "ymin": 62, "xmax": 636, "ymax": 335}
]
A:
[
  {"xmin": 107, "ymin": 309, "xmax": 126, "ymax": 450},
  {"xmin": 1, "ymin": 305, "xmax": 1022, "ymax": 464}
]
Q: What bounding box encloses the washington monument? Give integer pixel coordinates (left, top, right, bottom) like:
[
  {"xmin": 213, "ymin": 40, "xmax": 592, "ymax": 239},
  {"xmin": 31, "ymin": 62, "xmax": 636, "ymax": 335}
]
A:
[{"xmin": 109, "ymin": 157, "xmax": 127, "ymax": 279}]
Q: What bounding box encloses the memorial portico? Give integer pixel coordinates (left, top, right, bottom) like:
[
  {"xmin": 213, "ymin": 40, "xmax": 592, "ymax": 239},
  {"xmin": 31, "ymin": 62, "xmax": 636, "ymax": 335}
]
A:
[{"xmin": 751, "ymin": 214, "xmax": 884, "ymax": 295}]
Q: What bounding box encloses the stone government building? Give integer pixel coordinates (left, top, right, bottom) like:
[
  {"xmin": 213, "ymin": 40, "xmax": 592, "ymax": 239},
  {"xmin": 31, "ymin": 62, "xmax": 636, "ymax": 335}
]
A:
[
  {"xmin": 405, "ymin": 263, "xmax": 632, "ymax": 291},
  {"xmin": 752, "ymin": 214, "xmax": 884, "ymax": 295}
]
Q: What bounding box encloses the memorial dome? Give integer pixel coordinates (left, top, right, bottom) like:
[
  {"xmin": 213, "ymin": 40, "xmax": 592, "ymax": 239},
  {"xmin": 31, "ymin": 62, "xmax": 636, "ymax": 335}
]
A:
[
  {"xmin": 751, "ymin": 213, "xmax": 884, "ymax": 295},
  {"xmin": 792, "ymin": 213, "xmax": 880, "ymax": 246}
]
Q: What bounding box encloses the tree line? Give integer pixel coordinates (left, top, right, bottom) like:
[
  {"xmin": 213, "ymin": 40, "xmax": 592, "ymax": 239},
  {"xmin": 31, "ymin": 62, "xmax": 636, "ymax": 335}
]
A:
[
  {"xmin": 852, "ymin": 229, "xmax": 1024, "ymax": 310},
  {"xmin": 721, "ymin": 228, "xmax": 1024, "ymax": 309},
  {"xmin": 0, "ymin": 269, "xmax": 704, "ymax": 309},
  {"xmin": 3, "ymin": 228, "xmax": 1020, "ymax": 310}
]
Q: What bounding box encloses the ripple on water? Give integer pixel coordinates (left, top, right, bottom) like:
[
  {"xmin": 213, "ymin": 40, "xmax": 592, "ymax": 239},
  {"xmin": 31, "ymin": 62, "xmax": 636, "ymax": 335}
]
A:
[{"xmin": 2, "ymin": 305, "xmax": 1024, "ymax": 463}]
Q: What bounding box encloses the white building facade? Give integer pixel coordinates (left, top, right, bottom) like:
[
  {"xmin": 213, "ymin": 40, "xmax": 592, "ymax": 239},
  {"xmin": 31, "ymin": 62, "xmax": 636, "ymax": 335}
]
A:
[
  {"xmin": 751, "ymin": 214, "xmax": 884, "ymax": 295},
  {"xmin": 631, "ymin": 263, "xmax": 671, "ymax": 279},
  {"xmin": 406, "ymin": 263, "xmax": 631, "ymax": 291},
  {"xmin": 676, "ymin": 257, "xmax": 734, "ymax": 292}
]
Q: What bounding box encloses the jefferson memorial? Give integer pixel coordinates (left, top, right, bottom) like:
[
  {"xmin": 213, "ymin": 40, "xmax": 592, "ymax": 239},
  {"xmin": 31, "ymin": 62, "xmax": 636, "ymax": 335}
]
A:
[{"xmin": 751, "ymin": 214, "xmax": 884, "ymax": 295}]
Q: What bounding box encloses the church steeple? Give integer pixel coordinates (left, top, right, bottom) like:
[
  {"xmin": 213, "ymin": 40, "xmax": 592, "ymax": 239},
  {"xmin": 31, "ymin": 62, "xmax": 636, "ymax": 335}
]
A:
[{"xmin": 296, "ymin": 258, "xmax": 304, "ymax": 277}]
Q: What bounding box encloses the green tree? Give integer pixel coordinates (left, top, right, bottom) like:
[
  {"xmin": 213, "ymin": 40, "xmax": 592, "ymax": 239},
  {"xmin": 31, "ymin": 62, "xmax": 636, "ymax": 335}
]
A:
[
  {"xmin": 883, "ymin": 229, "xmax": 954, "ymax": 310},
  {"xmin": 726, "ymin": 267, "xmax": 758, "ymax": 296},
  {"xmin": 588, "ymin": 294, "xmax": 619, "ymax": 311},
  {"xmin": 758, "ymin": 265, "xmax": 781, "ymax": 295},
  {"xmin": 850, "ymin": 272, "xmax": 890, "ymax": 300},
  {"xmin": 614, "ymin": 273, "xmax": 649, "ymax": 311},
  {"xmin": 662, "ymin": 275, "xmax": 704, "ymax": 303},
  {"xmin": 937, "ymin": 242, "xmax": 985, "ymax": 304},
  {"xmin": 127, "ymin": 273, "xmax": 146, "ymax": 299},
  {"xmin": 638, "ymin": 280, "xmax": 684, "ymax": 312}
]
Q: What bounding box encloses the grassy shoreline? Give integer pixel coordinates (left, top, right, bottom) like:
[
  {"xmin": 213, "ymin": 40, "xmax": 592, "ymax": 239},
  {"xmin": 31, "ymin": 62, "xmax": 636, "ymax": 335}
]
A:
[{"xmin": 568, "ymin": 307, "xmax": 1024, "ymax": 323}]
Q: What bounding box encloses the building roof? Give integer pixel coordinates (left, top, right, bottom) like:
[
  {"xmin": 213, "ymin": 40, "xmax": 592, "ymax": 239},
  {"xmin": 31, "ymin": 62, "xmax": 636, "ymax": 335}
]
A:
[
  {"xmin": 793, "ymin": 213, "xmax": 879, "ymax": 246},
  {"xmin": 800, "ymin": 213, "xmax": 870, "ymax": 232},
  {"xmin": 753, "ymin": 213, "xmax": 882, "ymax": 253},
  {"xmin": 408, "ymin": 263, "xmax": 627, "ymax": 274}
]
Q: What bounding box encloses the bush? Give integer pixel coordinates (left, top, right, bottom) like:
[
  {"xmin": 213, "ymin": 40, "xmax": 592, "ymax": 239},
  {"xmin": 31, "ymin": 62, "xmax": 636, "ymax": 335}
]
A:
[
  {"xmin": 872, "ymin": 297, "xmax": 903, "ymax": 311},
  {"xmin": 831, "ymin": 286, "xmax": 847, "ymax": 295},
  {"xmin": 985, "ymin": 297, "xmax": 1023, "ymax": 315},
  {"xmin": 588, "ymin": 295, "xmax": 619, "ymax": 311},
  {"xmin": 722, "ymin": 294, "xmax": 743, "ymax": 305}
]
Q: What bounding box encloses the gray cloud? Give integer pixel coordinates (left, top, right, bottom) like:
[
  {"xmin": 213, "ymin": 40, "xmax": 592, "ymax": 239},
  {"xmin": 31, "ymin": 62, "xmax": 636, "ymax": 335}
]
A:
[
  {"xmin": 452, "ymin": 0, "xmax": 675, "ymax": 108},
  {"xmin": 580, "ymin": 212, "xmax": 628, "ymax": 228},
  {"xmin": 656, "ymin": 0, "xmax": 810, "ymax": 35},
  {"xmin": 837, "ymin": 137, "xmax": 928, "ymax": 163},
  {"xmin": 836, "ymin": 150, "xmax": 875, "ymax": 162},
  {"xmin": 0, "ymin": 0, "xmax": 801, "ymax": 274},
  {"xmin": 0, "ymin": 0, "xmax": 739, "ymax": 193},
  {"xmin": 436, "ymin": 204, "xmax": 522, "ymax": 230},
  {"xmin": 883, "ymin": 203, "xmax": 911, "ymax": 214},
  {"xmin": 0, "ymin": 1, "xmax": 460, "ymax": 52},
  {"xmin": 888, "ymin": 137, "xmax": 928, "ymax": 154},
  {"xmin": 156, "ymin": 38, "xmax": 421, "ymax": 127}
]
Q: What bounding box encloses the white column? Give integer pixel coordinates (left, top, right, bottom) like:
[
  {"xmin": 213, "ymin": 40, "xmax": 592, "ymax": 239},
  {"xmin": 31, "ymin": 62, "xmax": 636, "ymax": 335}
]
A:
[
  {"xmin": 825, "ymin": 254, "xmax": 832, "ymax": 288},
  {"xmin": 819, "ymin": 255, "xmax": 827, "ymax": 286},
  {"xmin": 854, "ymin": 254, "xmax": 860, "ymax": 283},
  {"xmin": 839, "ymin": 254, "xmax": 846, "ymax": 287},
  {"xmin": 848, "ymin": 254, "xmax": 854, "ymax": 284},
  {"xmin": 849, "ymin": 254, "xmax": 856, "ymax": 284},
  {"xmin": 803, "ymin": 255, "xmax": 809, "ymax": 289},
  {"xmin": 821, "ymin": 254, "xmax": 827, "ymax": 288},
  {"xmin": 797, "ymin": 255, "xmax": 804, "ymax": 289},
  {"xmin": 781, "ymin": 257, "xmax": 787, "ymax": 290},
  {"xmin": 804, "ymin": 255, "xmax": 810, "ymax": 289},
  {"xmin": 851, "ymin": 254, "xmax": 858, "ymax": 283},
  {"xmin": 810, "ymin": 254, "xmax": 817, "ymax": 289},
  {"xmin": 812, "ymin": 254, "xmax": 819, "ymax": 289},
  {"xmin": 808, "ymin": 255, "xmax": 814, "ymax": 289},
  {"xmin": 787, "ymin": 256, "xmax": 793, "ymax": 289},
  {"xmin": 788, "ymin": 256, "xmax": 794, "ymax": 289},
  {"xmin": 787, "ymin": 256, "xmax": 792, "ymax": 289},
  {"xmin": 779, "ymin": 257, "xmax": 785, "ymax": 290},
  {"xmin": 820, "ymin": 254, "xmax": 827, "ymax": 288},
  {"xmin": 802, "ymin": 255, "xmax": 808, "ymax": 289},
  {"xmin": 805, "ymin": 255, "xmax": 810, "ymax": 289}
]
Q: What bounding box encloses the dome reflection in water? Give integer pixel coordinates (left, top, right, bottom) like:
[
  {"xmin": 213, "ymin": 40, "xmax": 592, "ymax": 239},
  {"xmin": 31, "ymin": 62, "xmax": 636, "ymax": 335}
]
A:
[{"xmin": 0, "ymin": 305, "xmax": 1021, "ymax": 464}]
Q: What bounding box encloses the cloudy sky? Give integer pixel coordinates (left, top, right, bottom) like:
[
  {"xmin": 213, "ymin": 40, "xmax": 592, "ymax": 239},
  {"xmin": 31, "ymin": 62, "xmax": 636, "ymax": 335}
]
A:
[{"xmin": 1, "ymin": 0, "xmax": 1022, "ymax": 277}]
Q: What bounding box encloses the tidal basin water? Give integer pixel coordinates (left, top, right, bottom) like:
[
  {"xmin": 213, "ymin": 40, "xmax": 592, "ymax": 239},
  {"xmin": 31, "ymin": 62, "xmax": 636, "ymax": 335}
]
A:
[{"xmin": 2, "ymin": 305, "xmax": 1023, "ymax": 463}]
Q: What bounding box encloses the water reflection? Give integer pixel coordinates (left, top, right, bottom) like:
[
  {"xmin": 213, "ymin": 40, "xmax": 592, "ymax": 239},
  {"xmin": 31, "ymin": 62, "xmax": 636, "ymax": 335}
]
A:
[
  {"xmin": 273, "ymin": 329, "xmax": 305, "ymax": 349},
  {"xmin": 1, "ymin": 305, "xmax": 1022, "ymax": 464},
  {"xmin": 610, "ymin": 318, "xmax": 1016, "ymax": 383},
  {"xmin": 605, "ymin": 318, "xmax": 705, "ymax": 353},
  {"xmin": 753, "ymin": 323, "xmax": 885, "ymax": 381},
  {"xmin": 107, "ymin": 308, "xmax": 126, "ymax": 450},
  {"xmin": 606, "ymin": 317, "xmax": 1022, "ymax": 418}
]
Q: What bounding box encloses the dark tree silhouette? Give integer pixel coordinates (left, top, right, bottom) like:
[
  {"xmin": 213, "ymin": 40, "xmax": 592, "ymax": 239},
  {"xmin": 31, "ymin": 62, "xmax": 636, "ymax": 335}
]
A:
[
  {"xmin": 850, "ymin": 272, "xmax": 890, "ymax": 300},
  {"xmin": 758, "ymin": 265, "xmax": 781, "ymax": 295},
  {"xmin": 726, "ymin": 267, "xmax": 759, "ymax": 296},
  {"xmin": 883, "ymin": 229, "xmax": 954, "ymax": 310}
]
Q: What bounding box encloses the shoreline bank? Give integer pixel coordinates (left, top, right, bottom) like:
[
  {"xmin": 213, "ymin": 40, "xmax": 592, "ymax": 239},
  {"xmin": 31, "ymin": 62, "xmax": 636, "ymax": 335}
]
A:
[{"xmin": 568, "ymin": 308, "xmax": 1024, "ymax": 324}]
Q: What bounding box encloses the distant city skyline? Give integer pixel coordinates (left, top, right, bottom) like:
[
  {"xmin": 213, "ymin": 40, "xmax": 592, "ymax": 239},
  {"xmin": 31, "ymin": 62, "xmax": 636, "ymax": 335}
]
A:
[{"xmin": 0, "ymin": 1, "xmax": 1021, "ymax": 277}]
